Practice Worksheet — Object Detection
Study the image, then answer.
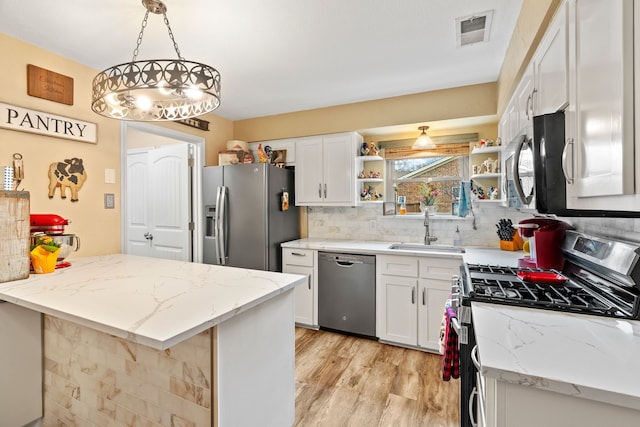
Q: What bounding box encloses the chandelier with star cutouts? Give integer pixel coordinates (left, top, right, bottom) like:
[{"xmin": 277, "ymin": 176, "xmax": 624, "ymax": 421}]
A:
[{"xmin": 91, "ymin": 0, "xmax": 221, "ymax": 121}]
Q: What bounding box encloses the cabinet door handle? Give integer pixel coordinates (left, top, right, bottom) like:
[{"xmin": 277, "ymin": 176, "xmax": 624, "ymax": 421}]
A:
[
  {"xmin": 411, "ymin": 287, "xmax": 416, "ymax": 304},
  {"xmin": 291, "ymin": 252, "xmax": 307, "ymax": 257},
  {"xmin": 562, "ymin": 138, "xmax": 574, "ymax": 184},
  {"xmin": 422, "ymin": 288, "xmax": 426, "ymax": 305},
  {"xmin": 324, "ymin": 183, "xmax": 327, "ymax": 198},
  {"xmin": 525, "ymin": 94, "xmax": 531, "ymax": 120},
  {"xmin": 307, "ymin": 274, "xmax": 311, "ymax": 290},
  {"xmin": 318, "ymin": 183, "xmax": 322, "ymax": 198},
  {"xmin": 530, "ymin": 88, "xmax": 537, "ymax": 116}
]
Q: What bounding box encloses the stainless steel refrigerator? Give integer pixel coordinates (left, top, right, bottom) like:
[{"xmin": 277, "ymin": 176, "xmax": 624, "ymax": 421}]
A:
[{"xmin": 203, "ymin": 163, "xmax": 299, "ymax": 272}]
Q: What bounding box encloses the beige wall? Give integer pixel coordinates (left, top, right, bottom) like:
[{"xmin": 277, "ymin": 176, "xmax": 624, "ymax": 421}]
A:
[
  {"xmin": 0, "ymin": 34, "xmax": 232, "ymax": 257},
  {"xmin": 233, "ymin": 83, "xmax": 498, "ymax": 142}
]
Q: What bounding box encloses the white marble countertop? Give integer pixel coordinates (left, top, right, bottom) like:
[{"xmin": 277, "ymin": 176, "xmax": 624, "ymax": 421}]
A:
[
  {"xmin": 473, "ymin": 301, "xmax": 640, "ymax": 411},
  {"xmin": 0, "ymin": 254, "xmax": 305, "ymax": 350},
  {"xmin": 282, "ymin": 238, "xmax": 524, "ymax": 265}
]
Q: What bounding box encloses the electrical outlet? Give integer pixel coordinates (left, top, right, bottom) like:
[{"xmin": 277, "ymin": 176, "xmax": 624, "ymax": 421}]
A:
[{"xmin": 104, "ymin": 193, "xmax": 115, "ymax": 209}]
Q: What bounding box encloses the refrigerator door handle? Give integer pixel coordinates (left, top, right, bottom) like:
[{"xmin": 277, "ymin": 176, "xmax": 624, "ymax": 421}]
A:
[
  {"xmin": 214, "ymin": 186, "xmax": 223, "ymax": 264},
  {"xmin": 218, "ymin": 186, "xmax": 228, "ymax": 265}
]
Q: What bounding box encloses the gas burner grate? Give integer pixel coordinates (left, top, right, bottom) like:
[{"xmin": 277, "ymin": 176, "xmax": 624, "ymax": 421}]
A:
[{"xmin": 463, "ymin": 263, "xmax": 639, "ymax": 319}]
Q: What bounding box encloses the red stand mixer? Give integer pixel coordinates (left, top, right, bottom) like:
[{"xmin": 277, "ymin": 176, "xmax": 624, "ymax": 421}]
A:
[
  {"xmin": 30, "ymin": 214, "xmax": 80, "ymax": 268},
  {"xmin": 516, "ymin": 217, "xmax": 573, "ymax": 270}
]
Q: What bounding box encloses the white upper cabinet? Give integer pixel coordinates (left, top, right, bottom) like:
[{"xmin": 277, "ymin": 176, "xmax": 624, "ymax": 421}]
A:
[
  {"xmin": 499, "ymin": 2, "xmax": 569, "ymax": 145},
  {"xmin": 295, "ymin": 132, "xmax": 361, "ymax": 206},
  {"xmin": 514, "ymin": 63, "xmax": 535, "ymax": 132},
  {"xmin": 499, "ymin": 0, "xmax": 640, "ymax": 211},
  {"xmin": 564, "ymin": 0, "xmax": 636, "ymax": 207},
  {"xmin": 533, "ymin": 1, "xmax": 569, "ymax": 115}
]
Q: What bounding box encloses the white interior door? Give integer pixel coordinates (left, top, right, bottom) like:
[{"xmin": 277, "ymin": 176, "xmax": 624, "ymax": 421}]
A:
[
  {"xmin": 125, "ymin": 150, "xmax": 151, "ymax": 256},
  {"xmin": 126, "ymin": 144, "xmax": 192, "ymax": 261},
  {"xmin": 148, "ymin": 144, "xmax": 191, "ymax": 260}
]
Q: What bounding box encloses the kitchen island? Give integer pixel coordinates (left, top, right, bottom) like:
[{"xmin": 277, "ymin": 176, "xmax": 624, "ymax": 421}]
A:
[{"xmin": 0, "ymin": 254, "xmax": 305, "ymax": 426}]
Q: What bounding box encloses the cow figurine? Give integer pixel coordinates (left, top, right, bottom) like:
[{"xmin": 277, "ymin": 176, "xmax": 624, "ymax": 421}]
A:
[{"xmin": 48, "ymin": 158, "xmax": 87, "ymax": 202}]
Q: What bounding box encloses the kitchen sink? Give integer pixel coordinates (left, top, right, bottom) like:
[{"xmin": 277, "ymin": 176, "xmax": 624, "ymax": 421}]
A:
[{"xmin": 387, "ymin": 243, "xmax": 465, "ymax": 254}]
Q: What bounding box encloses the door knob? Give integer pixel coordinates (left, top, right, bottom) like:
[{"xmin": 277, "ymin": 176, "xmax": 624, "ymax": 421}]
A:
[{"xmin": 144, "ymin": 232, "xmax": 153, "ymax": 240}]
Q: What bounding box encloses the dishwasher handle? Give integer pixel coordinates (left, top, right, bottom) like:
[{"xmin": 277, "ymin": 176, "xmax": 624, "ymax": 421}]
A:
[{"xmin": 336, "ymin": 260, "xmax": 363, "ymax": 267}]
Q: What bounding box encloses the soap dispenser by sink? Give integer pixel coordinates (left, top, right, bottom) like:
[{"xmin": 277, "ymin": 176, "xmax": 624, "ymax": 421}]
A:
[{"xmin": 453, "ymin": 226, "xmax": 462, "ymax": 247}]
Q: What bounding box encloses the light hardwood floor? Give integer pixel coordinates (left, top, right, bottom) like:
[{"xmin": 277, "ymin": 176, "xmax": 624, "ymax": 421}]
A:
[{"xmin": 294, "ymin": 327, "xmax": 460, "ymax": 427}]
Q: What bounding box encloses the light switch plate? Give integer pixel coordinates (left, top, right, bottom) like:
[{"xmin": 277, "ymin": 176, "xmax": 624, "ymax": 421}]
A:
[
  {"xmin": 104, "ymin": 168, "xmax": 116, "ymax": 184},
  {"xmin": 104, "ymin": 193, "xmax": 115, "ymax": 209}
]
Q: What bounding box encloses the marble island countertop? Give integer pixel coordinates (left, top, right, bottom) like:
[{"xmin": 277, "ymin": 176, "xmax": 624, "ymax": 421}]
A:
[
  {"xmin": 282, "ymin": 238, "xmax": 524, "ymax": 265},
  {"xmin": 0, "ymin": 254, "xmax": 306, "ymax": 350},
  {"xmin": 473, "ymin": 301, "xmax": 640, "ymax": 411}
]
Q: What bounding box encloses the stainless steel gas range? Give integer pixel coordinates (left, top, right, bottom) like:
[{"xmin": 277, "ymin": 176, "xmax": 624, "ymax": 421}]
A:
[{"xmin": 451, "ymin": 230, "xmax": 640, "ymax": 427}]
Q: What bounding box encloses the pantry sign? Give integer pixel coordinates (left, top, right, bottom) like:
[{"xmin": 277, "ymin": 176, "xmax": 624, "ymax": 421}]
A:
[{"xmin": 0, "ymin": 102, "xmax": 97, "ymax": 143}]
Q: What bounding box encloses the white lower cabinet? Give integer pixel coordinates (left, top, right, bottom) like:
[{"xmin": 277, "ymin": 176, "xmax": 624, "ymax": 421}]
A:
[
  {"xmin": 417, "ymin": 282, "xmax": 451, "ymax": 350},
  {"xmin": 377, "ymin": 254, "xmax": 461, "ymax": 352},
  {"xmin": 282, "ymin": 248, "xmax": 317, "ymax": 328},
  {"xmin": 377, "ymin": 273, "xmax": 418, "ymax": 345},
  {"xmin": 483, "ymin": 378, "xmax": 640, "ymax": 427}
]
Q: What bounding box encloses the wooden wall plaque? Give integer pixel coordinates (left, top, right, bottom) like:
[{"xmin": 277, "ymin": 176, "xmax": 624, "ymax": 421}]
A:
[{"xmin": 27, "ymin": 64, "xmax": 74, "ymax": 105}]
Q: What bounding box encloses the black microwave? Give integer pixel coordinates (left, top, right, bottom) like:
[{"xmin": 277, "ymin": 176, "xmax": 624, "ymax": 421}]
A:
[
  {"xmin": 504, "ymin": 111, "xmax": 569, "ymax": 214},
  {"xmin": 504, "ymin": 111, "xmax": 639, "ymax": 217}
]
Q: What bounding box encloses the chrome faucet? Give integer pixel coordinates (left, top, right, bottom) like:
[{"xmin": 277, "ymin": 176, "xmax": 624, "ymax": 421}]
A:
[{"xmin": 423, "ymin": 209, "xmax": 438, "ymax": 245}]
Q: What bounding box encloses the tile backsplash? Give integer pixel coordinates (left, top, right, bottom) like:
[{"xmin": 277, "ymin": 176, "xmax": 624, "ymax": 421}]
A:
[{"xmin": 307, "ymin": 203, "xmax": 640, "ymax": 247}]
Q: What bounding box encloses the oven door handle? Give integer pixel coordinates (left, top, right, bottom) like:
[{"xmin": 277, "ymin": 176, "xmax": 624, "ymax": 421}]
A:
[
  {"xmin": 469, "ymin": 386, "xmax": 478, "ymax": 427},
  {"xmin": 471, "ymin": 345, "xmax": 480, "ymax": 370}
]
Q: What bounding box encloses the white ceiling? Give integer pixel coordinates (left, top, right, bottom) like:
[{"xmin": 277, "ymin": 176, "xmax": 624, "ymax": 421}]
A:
[{"xmin": 0, "ymin": 0, "xmax": 522, "ymax": 129}]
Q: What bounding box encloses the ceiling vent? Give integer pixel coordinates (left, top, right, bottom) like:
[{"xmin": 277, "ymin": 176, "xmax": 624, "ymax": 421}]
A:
[{"xmin": 456, "ymin": 10, "xmax": 494, "ymax": 47}]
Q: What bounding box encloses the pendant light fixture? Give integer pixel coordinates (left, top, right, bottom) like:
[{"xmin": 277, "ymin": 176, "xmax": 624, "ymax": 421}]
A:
[
  {"xmin": 91, "ymin": 0, "xmax": 221, "ymax": 121},
  {"xmin": 412, "ymin": 126, "xmax": 436, "ymax": 149}
]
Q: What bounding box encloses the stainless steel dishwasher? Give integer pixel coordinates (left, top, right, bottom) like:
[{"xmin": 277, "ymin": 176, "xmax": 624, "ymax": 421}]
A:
[{"xmin": 318, "ymin": 252, "xmax": 376, "ymax": 338}]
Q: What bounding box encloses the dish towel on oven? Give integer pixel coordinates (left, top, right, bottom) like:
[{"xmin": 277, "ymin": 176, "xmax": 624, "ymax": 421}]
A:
[
  {"xmin": 442, "ymin": 307, "xmax": 460, "ymax": 381},
  {"xmin": 438, "ymin": 298, "xmax": 452, "ymax": 354}
]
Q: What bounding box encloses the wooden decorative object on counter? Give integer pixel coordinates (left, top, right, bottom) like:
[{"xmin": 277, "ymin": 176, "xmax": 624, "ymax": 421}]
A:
[{"xmin": 0, "ymin": 190, "xmax": 30, "ymax": 282}]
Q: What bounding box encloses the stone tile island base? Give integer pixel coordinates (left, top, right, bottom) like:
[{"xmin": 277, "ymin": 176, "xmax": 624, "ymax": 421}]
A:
[
  {"xmin": 41, "ymin": 290, "xmax": 295, "ymax": 427},
  {"xmin": 43, "ymin": 316, "xmax": 211, "ymax": 426}
]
